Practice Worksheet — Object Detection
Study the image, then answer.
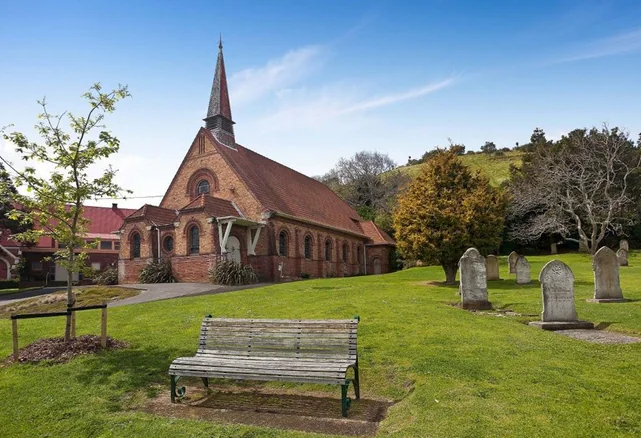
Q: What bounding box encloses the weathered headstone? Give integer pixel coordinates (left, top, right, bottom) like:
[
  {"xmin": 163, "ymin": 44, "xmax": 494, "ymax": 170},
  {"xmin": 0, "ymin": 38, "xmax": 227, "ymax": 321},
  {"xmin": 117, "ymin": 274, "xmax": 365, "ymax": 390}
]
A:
[
  {"xmin": 508, "ymin": 251, "xmax": 519, "ymax": 274},
  {"xmin": 589, "ymin": 247, "xmax": 625, "ymax": 303},
  {"xmin": 486, "ymin": 255, "xmax": 500, "ymax": 281},
  {"xmin": 550, "ymin": 242, "xmax": 558, "ymax": 254},
  {"xmin": 529, "ymin": 260, "xmax": 594, "ymax": 330},
  {"xmin": 515, "ymin": 256, "xmax": 531, "ymax": 284},
  {"xmin": 619, "ymin": 239, "xmax": 629, "ymax": 251},
  {"xmin": 616, "ymin": 248, "xmax": 629, "ymax": 267},
  {"xmin": 459, "ymin": 248, "xmax": 491, "ymax": 310}
]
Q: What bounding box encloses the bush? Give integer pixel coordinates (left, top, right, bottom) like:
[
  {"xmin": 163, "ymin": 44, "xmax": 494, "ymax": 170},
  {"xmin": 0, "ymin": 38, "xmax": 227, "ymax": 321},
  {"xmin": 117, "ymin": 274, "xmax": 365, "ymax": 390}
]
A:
[
  {"xmin": 209, "ymin": 260, "xmax": 258, "ymax": 286},
  {"xmin": 139, "ymin": 259, "xmax": 176, "ymax": 284},
  {"xmin": 0, "ymin": 279, "xmax": 19, "ymax": 290},
  {"xmin": 92, "ymin": 267, "xmax": 118, "ymax": 285},
  {"xmin": 300, "ymin": 272, "xmax": 311, "ymax": 279}
]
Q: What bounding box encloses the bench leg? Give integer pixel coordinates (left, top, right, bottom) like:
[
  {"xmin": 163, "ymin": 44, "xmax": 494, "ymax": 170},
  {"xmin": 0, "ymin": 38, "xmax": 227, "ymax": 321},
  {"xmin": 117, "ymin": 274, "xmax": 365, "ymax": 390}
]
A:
[
  {"xmin": 341, "ymin": 380, "xmax": 352, "ymax": 417},
  {"xmin": 202, "ymin": 377, "xmax": 209, "ymax": 389},
  {"xmin": 353, "ymin": 364, "xmax": 360, "ymax": 400},
  {"xmin": 170, "ymin": 375, "xmax": 186, "ymax": 403}
]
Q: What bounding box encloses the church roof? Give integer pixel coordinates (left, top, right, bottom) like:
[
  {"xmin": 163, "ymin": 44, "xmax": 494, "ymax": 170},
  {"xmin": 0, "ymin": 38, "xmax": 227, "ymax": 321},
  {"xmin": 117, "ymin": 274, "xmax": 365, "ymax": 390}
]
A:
[
  {"xmin": 126, "ymin": 204, "xmax": 177, "ymax": 225},
  {"xmin": 203, "ymin": 129, "xmax": 370, "ymax": 237},
  {"xmin": 358, "ymin": 220, "xmax": 396, "ymax": 246},
  {"xmin": 205, "ymin": 39, "xmax": 233, "ymax": 122},
  {"xmin": 181, "ymin": 194, "xmax": 242, "ymax": 218}
]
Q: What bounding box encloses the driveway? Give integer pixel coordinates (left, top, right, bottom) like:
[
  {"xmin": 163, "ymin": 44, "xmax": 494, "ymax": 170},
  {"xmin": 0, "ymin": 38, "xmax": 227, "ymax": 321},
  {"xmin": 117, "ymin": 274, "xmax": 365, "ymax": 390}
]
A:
[
  {"xmin": 0, "ymin": 287, "xmax": 66, "ymax": 306},
  {"xmin": 111, "ymin": 282, "xmax": 271, "ymax": 307}
]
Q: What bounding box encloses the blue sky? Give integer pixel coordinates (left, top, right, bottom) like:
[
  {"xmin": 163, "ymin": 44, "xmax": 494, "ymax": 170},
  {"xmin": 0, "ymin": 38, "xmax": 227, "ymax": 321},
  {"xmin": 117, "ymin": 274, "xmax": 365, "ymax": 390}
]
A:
[{"xmin": 1, "ymin": 0, "xmax": 641, "ymax": 208}]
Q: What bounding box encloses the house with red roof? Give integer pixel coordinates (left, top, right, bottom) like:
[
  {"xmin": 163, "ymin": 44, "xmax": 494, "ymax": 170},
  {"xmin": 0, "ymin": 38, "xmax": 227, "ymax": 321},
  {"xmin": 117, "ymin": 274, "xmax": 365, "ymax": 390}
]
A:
[
  {"xmin": 1, "ymin": 204, "xmax": 136, "ymax": 284},
  {"xmin": 118, "ymin": 41, "xmax": 395, "ymax": 283}
]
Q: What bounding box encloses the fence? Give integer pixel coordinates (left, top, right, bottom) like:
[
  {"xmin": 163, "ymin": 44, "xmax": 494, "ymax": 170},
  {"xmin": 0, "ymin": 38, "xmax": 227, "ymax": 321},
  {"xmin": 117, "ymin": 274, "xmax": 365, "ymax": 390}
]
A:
[{"xmin": 10, "ymin": 302, "xmax": 108, "ymax": 361}]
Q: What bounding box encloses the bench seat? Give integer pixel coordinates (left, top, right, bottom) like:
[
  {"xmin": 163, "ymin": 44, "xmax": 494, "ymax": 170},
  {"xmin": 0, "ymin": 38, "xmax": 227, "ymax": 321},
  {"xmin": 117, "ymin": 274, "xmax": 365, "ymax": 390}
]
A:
[{"xmin": 169, "ymin": 316, "xmax": 360, "ymax": 416}]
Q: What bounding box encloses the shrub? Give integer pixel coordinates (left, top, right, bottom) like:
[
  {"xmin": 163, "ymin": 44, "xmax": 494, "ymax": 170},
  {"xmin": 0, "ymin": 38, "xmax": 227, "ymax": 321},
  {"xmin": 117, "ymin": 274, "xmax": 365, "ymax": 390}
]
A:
[
  {"xmin": 139, "ymin": 259, "xmax": 176, "ymax": 284},
  {"xmin": 0, "ymin": 279, "xmax": 19, "ymax": 290},
  {"xmin": 209, "ymin": 260, "xmax": 258, "ymax": 286},
  {"xmin": 300, "ymin": 272, "xmax": 311, "ymax": 279},
  {"xmin": 92, "ymin": 267, "xmax": 118, "ymax": 285}
]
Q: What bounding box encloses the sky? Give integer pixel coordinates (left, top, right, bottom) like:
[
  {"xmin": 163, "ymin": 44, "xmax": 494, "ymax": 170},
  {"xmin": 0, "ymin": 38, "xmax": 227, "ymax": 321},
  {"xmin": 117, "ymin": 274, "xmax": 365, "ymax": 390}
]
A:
[{"xmin": 1, "ymin": 0, "xmax": 641, "ymax": 209}]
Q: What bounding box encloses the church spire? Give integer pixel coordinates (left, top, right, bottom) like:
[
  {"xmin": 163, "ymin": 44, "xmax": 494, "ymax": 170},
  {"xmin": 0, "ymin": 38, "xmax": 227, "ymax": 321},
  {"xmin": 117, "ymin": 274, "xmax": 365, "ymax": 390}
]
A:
[{"xmin": 204, "ymin": 36, "xmax": 235, "ymax": 148}]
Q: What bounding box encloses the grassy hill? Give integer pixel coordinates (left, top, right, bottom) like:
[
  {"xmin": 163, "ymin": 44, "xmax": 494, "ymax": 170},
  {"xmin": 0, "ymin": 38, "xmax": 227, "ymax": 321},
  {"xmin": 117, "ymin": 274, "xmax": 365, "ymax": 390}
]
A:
[
  {"xmin": 1, "ymin": 252, "xmax": 641, "ymax": 437},
  {"xmin": 399, "ymin": 150, "xmax": 523, "ymax": 186}
]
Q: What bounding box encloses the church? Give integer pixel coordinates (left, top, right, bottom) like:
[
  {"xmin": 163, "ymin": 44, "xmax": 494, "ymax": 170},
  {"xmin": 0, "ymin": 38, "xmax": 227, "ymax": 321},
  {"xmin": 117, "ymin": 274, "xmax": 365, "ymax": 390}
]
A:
[{"xmin": 118, "ymin": 42, "xmax": 395, "ymax": 283}]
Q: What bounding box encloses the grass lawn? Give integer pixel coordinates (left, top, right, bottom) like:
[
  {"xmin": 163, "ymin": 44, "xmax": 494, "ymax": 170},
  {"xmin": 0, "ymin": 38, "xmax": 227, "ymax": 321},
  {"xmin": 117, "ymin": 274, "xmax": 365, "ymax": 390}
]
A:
[{"xmin": 1, "ymin": 252, "xmax": 640, "ymax": 437}]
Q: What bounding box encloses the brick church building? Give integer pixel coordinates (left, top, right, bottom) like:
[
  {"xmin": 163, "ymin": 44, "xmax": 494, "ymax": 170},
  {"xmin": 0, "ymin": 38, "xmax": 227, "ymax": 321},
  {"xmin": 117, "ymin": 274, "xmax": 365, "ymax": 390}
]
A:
[{"xmin": 118, "ymin": 42, "xmax": 395, "ymax": 283}]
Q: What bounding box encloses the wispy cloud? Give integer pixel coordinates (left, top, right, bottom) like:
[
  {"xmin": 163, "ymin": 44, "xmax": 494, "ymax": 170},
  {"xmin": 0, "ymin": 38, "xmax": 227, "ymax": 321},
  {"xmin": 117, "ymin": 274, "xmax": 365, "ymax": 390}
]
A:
[
  {"xmin": 229, "ymin": 45, "xmax": 324, "ymax": 106},
  {"xmin": 256, "ymin": 76, "xmax": 457, "ymax": 130},
  {"xmin": 558, "ymin": 28, "xmax": 641, "ymax": 63}
]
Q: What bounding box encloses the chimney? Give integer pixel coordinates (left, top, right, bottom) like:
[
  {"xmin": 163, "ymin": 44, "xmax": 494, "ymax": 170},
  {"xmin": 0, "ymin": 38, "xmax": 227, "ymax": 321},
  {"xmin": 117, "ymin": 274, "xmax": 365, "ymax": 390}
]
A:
[{"xmin": 112, "ymin": 203, "xmax": 118, "ymax": 209}]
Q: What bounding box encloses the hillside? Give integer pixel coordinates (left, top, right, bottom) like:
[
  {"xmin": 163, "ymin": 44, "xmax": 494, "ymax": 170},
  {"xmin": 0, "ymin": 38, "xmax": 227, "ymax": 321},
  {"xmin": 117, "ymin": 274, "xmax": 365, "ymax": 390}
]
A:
[{"xmin": 399, "ymin": 150, "xmax": 523, "ymax": 186}]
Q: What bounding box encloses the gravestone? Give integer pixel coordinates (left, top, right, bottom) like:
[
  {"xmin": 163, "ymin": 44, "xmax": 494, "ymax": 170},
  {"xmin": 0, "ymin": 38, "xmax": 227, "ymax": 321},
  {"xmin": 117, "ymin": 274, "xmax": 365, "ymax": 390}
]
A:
[
  {"xmin": 459, "ymin": 248, "xmax": 491, "ymax": 310},
  {"xmin": 508, "ymin": 251, "xmax": 519, "ymax": 274},
  {"xmin": 616, "ymin": 248, "xmax": 628, "ymax": 267},
  {"xmin": 589, "ymin": 247, "xmax": 625, "ymax": 303},
  {"xmin": 486, "ymin": 255, "xmax": 500, "ymax": 280},
  {"xmin": 515, "ymin": 256, "xmax": 531, "ymax": 284},
  {"xmin": 529, "ymin": 260, "xmax": 594, "ymax": 330},
  {"xmin": 550, "ymin": 242, "xmax": 558, "ymax": 254},
  {"xmin": 620, "ymin": 239, "xmax": 629, "ymax": 251}
]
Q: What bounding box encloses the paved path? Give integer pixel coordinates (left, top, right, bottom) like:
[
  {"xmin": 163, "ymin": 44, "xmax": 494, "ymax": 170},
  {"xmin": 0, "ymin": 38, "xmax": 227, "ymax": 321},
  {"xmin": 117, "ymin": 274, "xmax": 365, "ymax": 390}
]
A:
[
  {"xmin": 111, "ymin": 282, "xmax": 271, "ymax": 307},
  {"xmin": 0, "ymin": 287, "xmax": 65, "ymax": 306}
]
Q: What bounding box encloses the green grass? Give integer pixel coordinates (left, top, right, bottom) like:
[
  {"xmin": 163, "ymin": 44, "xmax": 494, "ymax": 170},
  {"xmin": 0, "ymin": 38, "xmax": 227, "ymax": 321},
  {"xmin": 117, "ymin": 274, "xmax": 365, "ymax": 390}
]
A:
[
  {"xmin": 0, "ymin": 286, "xmax": 140, "ymax": 319},
  {"xmin": 0, "ymin": 286, "xmax": 41, "ymax": 297},
  {"xmin": 400, "ymin": 151, "xmax": 523, "ymax": 186},
  {"xmin": 1, "ymin": 252, "xmax": 641, "ymax": 437}
]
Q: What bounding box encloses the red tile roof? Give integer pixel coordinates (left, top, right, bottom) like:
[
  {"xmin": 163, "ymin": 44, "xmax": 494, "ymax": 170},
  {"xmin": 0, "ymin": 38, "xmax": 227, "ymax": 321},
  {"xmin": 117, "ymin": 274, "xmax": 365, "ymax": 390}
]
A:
[
  {"xmin": 82, "ymin": 205, "xmax": 137, "ymax": 234},
  {"xmin": 127, "ymin": 204, "xmax": 177, "ymax": 225},
  {"xmin": 205, "ymin": 129, "xmax": 369, "ymax": 237},
  {"xmin": 181, "ymin": 195, "xmax": 241, "ymax": 218},
  {"xmin": 358, "ymin": 220, "xmax": 396, "ymax": 246}
]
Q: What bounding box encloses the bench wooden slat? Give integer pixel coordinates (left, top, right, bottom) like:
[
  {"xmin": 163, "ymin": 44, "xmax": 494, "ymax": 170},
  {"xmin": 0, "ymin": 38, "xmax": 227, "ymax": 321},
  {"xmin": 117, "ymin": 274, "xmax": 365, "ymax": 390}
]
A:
[
  {"xmin": 171, "ymin": 357, "xmax": 353, "ymax": 371},
  {"xmin": 204, "ymin": 318, "xmax": 358, "ymax": 324},
  {"xmin": 169, "ymin": 368, "xmax": 345, "ymax": 385},
  {"xmin": 196, "ymin": 349, "xmax": 357, "ymax": 360}
]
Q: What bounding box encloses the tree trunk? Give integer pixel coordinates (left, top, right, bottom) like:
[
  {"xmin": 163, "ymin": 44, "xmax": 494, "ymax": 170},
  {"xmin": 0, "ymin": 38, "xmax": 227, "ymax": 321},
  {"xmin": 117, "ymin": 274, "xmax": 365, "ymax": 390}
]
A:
[
  {"xmin": 442, "ymin": 264, "xmax": 458, "ymax": 285},
  {"xmin": 64, "ymin": 255, "xmax": 76, "ymax": 342},
  {"xmin": 578, "ymin": 239, "xmax": 591, "ymax": 253}
]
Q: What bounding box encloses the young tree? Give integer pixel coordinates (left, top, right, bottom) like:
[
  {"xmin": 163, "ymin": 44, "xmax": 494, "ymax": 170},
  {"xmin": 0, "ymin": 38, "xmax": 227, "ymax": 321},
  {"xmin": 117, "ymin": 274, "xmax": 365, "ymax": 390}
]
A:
[
  {"xmin": 509, "ymin": 125, "xmax": 641, "ymax": 253},
  {"xmin": 394, "ymin": 150, "xmax": 506, "ymax": 284},
  {"xmin": 0, "ymin": 83, "xmax": 130, "ymax": 341},
  {"xmin": 480, "ymin": 141, "xmax": 497, "ymax": 154}
]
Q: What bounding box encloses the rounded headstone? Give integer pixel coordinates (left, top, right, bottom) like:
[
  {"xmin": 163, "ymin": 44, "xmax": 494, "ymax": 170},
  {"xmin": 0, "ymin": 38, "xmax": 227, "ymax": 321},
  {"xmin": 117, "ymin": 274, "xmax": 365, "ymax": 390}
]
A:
[
  {"xmin": 616, "ymin": 248, "xmax": 628, "ymax": 267},
  {"xmin": 591, "ymin": 247, "xmax": 624, "ymax": 301},
  {"xmin": 515, "ymin": 256, "xmax": 531, "ymax": 284},
  {"xmin": 486, "ymin": 255, "xmax": 500, "ymax": 281},
  {"xmin": 538, "ymin": 260, "xmax": 578, "ymax": 322},
  {"xmin": 508, "ymin": 251, "xmax": 519, "ymax": 274},
  {"xmin": 619, "ymin": 240, "xmax": 629, "ymax": 251},
  {"xmin": 459, "ymin": 248, "xmax": 491, "ymax": 310}
]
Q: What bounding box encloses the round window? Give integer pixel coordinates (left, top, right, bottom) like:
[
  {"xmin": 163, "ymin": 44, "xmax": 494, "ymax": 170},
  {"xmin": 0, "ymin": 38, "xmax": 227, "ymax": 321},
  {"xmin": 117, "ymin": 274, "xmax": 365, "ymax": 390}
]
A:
[{"xmin": 163, "ymin": 236, "xmax": 174, "ymax": 252}]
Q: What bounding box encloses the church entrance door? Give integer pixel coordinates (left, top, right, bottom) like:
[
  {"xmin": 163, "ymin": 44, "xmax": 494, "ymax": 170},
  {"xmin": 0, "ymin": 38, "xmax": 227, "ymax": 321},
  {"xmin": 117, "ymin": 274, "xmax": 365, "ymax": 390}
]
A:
[{"xmin": 225, "ymin": 236, "xmax": 241, "ymax": 263}]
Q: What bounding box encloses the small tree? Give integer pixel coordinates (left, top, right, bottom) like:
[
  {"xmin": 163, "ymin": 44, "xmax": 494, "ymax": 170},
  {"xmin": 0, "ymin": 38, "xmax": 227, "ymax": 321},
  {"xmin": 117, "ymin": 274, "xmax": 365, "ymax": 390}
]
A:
[
  {"xmin": 393, "ymin": 150, "xmax": 506, "ymax": 284},
  {"xmin": 480, "ymin": 141, "xmax": 497, "ymax": 154},
  {"xmin": 0, "ymin": 83, "xmax": 130, "ymax": 342}
]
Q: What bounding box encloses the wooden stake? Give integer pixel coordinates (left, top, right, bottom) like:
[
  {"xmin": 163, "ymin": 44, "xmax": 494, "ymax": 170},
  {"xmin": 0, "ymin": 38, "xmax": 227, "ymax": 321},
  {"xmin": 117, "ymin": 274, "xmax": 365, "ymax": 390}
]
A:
[
  {"xmin": 71, "ymin": 310, "xmax": 76, "ymax": 338},
  {"xmin": 12, "ymin": 318, "xmax": 18, "ymax": 361},
  {"xmin": 100, "ymin": 301, "xmax": 107, "ymax": 348}
]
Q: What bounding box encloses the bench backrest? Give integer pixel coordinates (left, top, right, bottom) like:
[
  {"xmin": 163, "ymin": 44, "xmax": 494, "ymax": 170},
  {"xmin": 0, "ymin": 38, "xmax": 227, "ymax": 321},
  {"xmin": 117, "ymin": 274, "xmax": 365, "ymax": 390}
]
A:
[{"xmin": 198, "ymin": 317, "xmax": 359, "ymax": 361}]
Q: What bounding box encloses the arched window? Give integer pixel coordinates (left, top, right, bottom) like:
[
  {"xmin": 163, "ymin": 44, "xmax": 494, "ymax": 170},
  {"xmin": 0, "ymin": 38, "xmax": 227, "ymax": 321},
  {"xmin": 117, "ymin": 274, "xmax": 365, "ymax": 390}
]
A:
[
  {"xmin": 189, "ymin": 226, "xmax": 200, "ymax": 255},
  {"xmin": 197, "ymin": 180, "xmax": 210, "ymax": 195},
  {"xmin": 325, "ymin": 239, "xmax": 332, "ymax": 261},
  {"xmin": 163, "ymin": 235, "xmax": 174, "ymax": 253},
  {"xmin": 304, "ymin": 235, "xmax": 312, "ymax": 259},
  {"xmin": 131, "ymin": 232, "xmax": 141, "ymax": 258},
  {"xmin": 342, "ymin": 243, "xmax": 348, "ymax": 262},
  {"xmin": 278, "ymin": 231, "xmax": 288, "ymax": 256}
]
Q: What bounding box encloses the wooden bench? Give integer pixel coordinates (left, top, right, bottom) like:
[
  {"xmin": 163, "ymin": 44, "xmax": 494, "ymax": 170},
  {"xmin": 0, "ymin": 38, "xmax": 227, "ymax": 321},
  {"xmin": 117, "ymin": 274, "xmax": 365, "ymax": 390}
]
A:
[{"xmin": 169, "ymin": 316, "xmax": 360, "ymax": 416}]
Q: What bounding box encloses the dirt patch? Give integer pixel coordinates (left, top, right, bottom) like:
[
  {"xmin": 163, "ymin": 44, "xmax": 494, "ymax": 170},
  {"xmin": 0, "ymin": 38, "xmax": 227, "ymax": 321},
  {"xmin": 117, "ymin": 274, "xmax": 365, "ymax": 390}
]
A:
[
  {"xmin": 556, "ymin": 329, "xmax": 641, "ymax": 344},
  {"xmin": 4, "ymin": 335, "xmax": 128, "ymax": 365},
  {"xmin": 142, "ymin": 384, "xmax": 393, "ymax": 436}
]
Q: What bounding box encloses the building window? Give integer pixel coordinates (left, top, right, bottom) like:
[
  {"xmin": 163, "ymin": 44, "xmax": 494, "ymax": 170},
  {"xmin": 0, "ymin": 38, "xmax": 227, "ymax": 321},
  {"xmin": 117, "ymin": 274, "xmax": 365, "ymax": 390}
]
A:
[
  {"xmin": 197, "ymin": 180, "xmax": 210, "ymax": 195},
  {"xmin": 114, "ymin": 241, "xmax": 120, "ymax": 251},
  {"xmin": 91, "ymin": 262, "xmax": 101, "ymax": 271},
  {"xmin": 278, "ymin": 231, "xmax": 288, "ymax": 256},
  {"xmin": 163, "ymin": 235, "xmax": 174, "ymax": 253},
  {"xmin": 342, "ymin": 243, "xmax": 348, "ymax": 262},
  {"xmin": 31, "ymin": 261, "xmax": 42, "ymax": 271},
  {"xmin": 131, "ymin": 232, "xmax": 141, "ymax": 258},
  {"xmin": 325, "ymin": 239, "xmax": 332, "ymax": 261},
  {"xmin": 100, "ymin": 241, "xmax": 112, "ymax": 250},
  {"xmin": 304, "ymin": 235, "xmax": 312, "ymax": 259},
  {"xmin": 189, "ymin": 226, "xmax": 200, "ymax": 255}
]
